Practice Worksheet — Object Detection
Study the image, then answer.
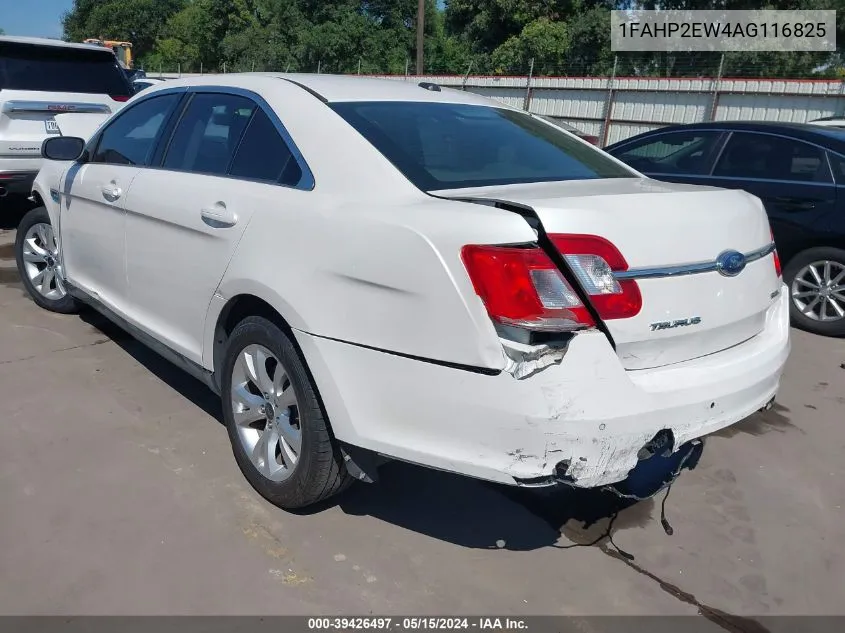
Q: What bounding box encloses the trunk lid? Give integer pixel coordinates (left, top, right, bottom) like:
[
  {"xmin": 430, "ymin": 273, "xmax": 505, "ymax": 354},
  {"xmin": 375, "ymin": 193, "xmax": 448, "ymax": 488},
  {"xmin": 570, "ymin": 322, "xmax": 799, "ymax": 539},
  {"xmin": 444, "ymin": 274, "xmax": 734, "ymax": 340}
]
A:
[
  {"xmin": 437, "ymin": 177, "xmax": 781, "ymax": 370},
  {"xmin": 0, "ymin": 93, "xmax": 115, "ymax": 159},
  {"xmin": 0, "ymin": 39, "xmax": 130, "ymax": 162}
]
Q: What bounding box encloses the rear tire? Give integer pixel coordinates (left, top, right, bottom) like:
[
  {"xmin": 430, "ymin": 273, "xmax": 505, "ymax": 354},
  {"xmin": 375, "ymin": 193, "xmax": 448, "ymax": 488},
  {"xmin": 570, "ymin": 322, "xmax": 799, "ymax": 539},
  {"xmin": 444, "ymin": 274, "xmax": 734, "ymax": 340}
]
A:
[
  {"xmin": 221, "ymin": 316, "xmax": 353, "ymax": 509},
  {"xmin": 783, "ymin": 246, "xmax": 845, "ymax": 337},
  {"xmin": 14, "ymin": 206, "xmax": 79, "ymax": 314}
]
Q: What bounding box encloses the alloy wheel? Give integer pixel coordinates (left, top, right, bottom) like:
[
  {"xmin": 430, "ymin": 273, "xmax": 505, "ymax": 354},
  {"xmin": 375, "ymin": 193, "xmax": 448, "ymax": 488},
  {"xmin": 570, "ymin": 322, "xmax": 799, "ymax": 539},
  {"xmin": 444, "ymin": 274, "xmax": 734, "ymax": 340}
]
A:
[
  {"xmin": 21, "ymin": 223, "xmax": 66, "ymax": 300},
  {"xmin": 230, "ymin": 344, "xmax": 302, "ymax": 482},
  {"xmin": 791, "ymin": 259, "xmax": 845, "ymax": 322}
]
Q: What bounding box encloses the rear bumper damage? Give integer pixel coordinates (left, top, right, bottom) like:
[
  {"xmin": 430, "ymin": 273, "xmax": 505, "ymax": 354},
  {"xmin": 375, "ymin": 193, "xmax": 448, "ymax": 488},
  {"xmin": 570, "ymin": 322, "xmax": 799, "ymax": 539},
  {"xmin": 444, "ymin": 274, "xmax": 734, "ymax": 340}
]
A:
[{"xmin": 295, "ymin": 288, "xmax": 790, "ymax": 488}]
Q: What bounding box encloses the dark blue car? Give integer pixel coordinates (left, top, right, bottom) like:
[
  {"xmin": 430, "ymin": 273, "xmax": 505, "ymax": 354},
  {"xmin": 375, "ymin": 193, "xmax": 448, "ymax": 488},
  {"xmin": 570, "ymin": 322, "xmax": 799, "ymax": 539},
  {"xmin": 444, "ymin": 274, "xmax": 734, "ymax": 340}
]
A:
[{"xmin": 607, "ymin": 121, "xmax": 845, "ymax": 337}]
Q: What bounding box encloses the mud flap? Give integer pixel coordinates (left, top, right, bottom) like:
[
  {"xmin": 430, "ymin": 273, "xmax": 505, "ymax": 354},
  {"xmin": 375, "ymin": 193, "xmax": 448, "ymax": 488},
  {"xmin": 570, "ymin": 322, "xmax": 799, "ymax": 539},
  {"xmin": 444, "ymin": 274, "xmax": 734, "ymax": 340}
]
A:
[{"xmin": 610, "ymin": 437, "xmax": 705, "ymax": 500}]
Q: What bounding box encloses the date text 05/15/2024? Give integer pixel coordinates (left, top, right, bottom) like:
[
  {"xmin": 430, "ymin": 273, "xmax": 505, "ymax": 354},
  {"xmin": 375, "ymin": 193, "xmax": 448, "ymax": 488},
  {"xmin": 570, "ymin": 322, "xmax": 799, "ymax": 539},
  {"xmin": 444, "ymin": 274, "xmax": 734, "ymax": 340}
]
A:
[{"xmin": 307, "ymin": 618, "xmax": 529, "ymax": 631}]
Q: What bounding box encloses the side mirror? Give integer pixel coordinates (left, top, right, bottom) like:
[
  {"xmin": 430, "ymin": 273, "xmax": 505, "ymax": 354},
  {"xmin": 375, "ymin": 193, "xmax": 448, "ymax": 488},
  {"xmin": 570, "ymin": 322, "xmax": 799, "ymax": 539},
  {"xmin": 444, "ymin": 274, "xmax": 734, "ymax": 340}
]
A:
[{"xmin": 42, "ymin": 137, "xmax": 86, "ymax": 162}]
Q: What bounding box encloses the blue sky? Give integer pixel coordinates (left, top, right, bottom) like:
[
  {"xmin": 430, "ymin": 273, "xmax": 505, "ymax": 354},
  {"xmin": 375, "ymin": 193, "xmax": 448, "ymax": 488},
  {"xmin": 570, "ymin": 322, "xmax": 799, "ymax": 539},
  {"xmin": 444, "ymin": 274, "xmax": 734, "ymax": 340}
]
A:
[{"xmin": 2, "ymin": 0, "xmax": 71, "ymax": 38}]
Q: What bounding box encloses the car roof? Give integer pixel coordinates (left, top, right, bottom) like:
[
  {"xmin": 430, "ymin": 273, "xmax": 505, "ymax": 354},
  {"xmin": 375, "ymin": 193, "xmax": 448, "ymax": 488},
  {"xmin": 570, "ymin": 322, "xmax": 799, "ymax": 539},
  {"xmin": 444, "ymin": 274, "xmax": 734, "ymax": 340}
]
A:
[
  {"xmin": 0, "ymin": 35, "xmax": 113, "ymax": 53},
  {"xmin": 148, "ymin": 73, "xmax": 502, "ymax": 107},
  {"xmin": 608, "ymin": 120, "xmax": 845, "ymax": 152}
]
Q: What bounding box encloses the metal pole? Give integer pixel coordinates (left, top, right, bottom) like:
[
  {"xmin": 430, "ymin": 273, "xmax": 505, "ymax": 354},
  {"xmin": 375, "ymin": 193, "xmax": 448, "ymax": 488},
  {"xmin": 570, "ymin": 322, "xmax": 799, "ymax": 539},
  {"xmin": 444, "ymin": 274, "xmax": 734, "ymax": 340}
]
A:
[
  {"xmin": 317, "ymin": 60, "xmax": 321, "ymax": 74},
  {"xmin": 223, "ymin": 61, "xmax": 226, "ymax": 73},
  {"xmin": 600, "ymin": 55, "xmax": 618, "ymax": 148},
  {"xmin": 178, "ymin": 63, "xmax": 181, "ymax": 78},
  {"xmin": 200, "ymin": 61, "xmax": 203, "ymax": 75},
  {"xmin": 358, "ymin": 58, "xmax": 362, "ymax": 75},
  {"xmin": 416, "ymin": 0, "xmax": 425, "ymax": 75},
  {"xmin": 709, "ymin": 53, "xmax": 725, "ymax": 121},
  {"xmin": 405, "ymin": 58, "xmax": 409, "ymax": 78},
  {"xmin": 523, "ymin": 58, "xmax": 534, "ymax": 111},
  {"xmin": 252, "ymin": 60, "xmax": 255, "ymax": 72},
  {"xmin": 462, "ymin": 60, "xmax": 474, "ymax": 91},
  {"xmin": 286, "ymin": 60, "xmax": 291, "ymax": 72}
]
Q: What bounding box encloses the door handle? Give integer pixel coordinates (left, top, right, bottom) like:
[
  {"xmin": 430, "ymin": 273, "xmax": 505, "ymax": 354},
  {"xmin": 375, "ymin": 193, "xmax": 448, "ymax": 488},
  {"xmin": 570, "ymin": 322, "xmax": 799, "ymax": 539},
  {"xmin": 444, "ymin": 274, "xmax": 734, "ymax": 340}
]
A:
[
  {"xmin": 201, "ymin": 203, "xmax": 238, "ymax": 228},
  {"xmin": 771, "ymin": 197, "xmax": 816, "ymax": 211},
  {"xmin": 101, "ymin": 181, "xmax": 122, "ymax": 202}
]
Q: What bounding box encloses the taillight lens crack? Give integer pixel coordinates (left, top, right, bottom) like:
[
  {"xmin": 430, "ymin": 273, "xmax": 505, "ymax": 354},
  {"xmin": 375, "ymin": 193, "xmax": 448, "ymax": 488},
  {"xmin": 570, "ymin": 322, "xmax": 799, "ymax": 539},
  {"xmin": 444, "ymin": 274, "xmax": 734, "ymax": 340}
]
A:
[{"xmin": 462, "ymin": 234, "xmax": 642, "ymax": 333}]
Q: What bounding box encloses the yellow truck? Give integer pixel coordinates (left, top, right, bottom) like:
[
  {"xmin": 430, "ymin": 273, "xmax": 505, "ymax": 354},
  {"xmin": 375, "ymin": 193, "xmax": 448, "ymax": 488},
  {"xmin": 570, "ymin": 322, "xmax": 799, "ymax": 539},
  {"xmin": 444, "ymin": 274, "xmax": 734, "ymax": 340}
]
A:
[{"xmin": 83, "ymin": 39, "xmax": 133, "ymax": 69}]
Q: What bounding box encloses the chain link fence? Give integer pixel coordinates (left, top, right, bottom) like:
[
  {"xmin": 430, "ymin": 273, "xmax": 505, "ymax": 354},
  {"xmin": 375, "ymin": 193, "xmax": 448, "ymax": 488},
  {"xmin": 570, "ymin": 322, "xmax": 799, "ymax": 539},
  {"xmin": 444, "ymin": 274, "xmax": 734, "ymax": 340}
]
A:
[
  {"xmin": 137, "ymin": 52, "xmax": 845, "ymax": 147},
  {"xmin": 139, "ymin": 51, "xmax": 842, "ymax": 80}
]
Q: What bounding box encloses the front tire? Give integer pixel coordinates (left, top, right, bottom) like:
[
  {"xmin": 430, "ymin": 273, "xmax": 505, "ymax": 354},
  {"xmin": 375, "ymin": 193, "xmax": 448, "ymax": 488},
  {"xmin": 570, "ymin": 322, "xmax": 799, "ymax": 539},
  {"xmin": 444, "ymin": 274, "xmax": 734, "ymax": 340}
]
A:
[
  {"xmin": 14, "ymin": 206, "xmax": 79, "ymax": 314},
  {"xmin": 221, "ymin": 316, "xmax": 352, "ymax": 509},
  {"xmin": 783, "ymin": 246, "xmax": 845, "ymax": 337}
]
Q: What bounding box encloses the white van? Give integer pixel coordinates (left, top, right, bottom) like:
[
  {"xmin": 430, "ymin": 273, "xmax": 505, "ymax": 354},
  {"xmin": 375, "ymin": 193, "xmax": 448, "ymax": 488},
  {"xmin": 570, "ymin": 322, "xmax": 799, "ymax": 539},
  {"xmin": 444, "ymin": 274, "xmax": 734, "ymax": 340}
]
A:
[{"xmin": 0, "ymin": 36, "xmax": 132, "ymax": 200}]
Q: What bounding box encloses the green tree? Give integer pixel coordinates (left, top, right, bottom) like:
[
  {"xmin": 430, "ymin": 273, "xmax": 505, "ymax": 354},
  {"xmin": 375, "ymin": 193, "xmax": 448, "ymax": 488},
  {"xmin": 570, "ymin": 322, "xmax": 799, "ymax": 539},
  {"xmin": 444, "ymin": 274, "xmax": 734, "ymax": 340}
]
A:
[
  {"xmin": 63, "ymin": 0, "xmax": 185, "ymax": 58},
  {"xmin": 62, "ymin": 0, "xmax": 107, "ymax": 42},
  {"xmin": 491, "ymin": 17, "xmax": 569, "ymax": 74},
  {"xmin": 221, "ymin": 0, "xmax": 308, "ymax": 72}
]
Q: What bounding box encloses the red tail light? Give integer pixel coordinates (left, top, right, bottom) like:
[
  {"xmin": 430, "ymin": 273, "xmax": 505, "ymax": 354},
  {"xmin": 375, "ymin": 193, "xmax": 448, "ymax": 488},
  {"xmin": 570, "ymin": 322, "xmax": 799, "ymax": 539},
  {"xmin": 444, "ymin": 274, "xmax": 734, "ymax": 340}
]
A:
[
  {"xmin": 770, "ymin": 229, "xmax": 782, "ymax": 278},
  {"xmin": 462, "ymin": 235, "xmax": 641, "ymax": 333},
  {"xmin": 461, "ymin": 244, "xmax": 595, "ymax": 332},
  {"xmin": 111, "ymin": 95, "xmax": 130, "ymax": 102},
  {"xmin": 548, "ymin": 234, "xmax": 642, "ymax": 321},
  {"xmin": 581, "ymin": 135, "xmax": 600, "ymax": 146}
]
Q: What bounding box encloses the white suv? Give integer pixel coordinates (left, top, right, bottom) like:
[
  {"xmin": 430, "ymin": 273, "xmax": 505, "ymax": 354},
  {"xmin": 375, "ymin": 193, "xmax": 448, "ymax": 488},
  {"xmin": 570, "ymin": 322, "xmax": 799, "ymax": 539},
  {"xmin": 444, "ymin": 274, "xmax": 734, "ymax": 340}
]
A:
[
  {"xmin": 18, "ymin": 74, "xmax": 790, "ymax": 509},
  {"xmin": 0, "ymin": 36, "xmax": 131, "ymax": 200}
]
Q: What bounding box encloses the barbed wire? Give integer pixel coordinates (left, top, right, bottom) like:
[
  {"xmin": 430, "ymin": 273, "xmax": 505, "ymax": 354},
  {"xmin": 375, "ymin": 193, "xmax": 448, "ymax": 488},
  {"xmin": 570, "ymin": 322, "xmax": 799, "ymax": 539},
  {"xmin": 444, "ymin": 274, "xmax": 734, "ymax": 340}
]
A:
[{"xmin": 141, "ymin": 52, "xmax": 843, "ymax": 81}]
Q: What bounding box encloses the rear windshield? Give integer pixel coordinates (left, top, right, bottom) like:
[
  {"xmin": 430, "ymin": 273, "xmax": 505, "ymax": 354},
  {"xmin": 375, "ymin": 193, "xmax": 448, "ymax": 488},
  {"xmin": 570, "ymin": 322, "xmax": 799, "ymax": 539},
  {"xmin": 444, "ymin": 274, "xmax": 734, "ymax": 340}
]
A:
[
  {"xmin": 331, "ymin": 101, "xmax": 633, "ymax": 191},
  {"xmin": 0, "ymin": 41, "xmax": 132, "ymax": 96}
]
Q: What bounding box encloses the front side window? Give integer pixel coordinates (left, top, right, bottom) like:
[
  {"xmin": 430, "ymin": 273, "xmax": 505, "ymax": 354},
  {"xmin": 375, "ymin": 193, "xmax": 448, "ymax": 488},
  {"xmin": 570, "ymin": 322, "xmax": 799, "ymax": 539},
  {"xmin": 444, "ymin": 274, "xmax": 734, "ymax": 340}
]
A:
[
  {"xmin": 92, "ymin": 94, "xmax": 180, "ymax": 166},
  {"xmin": 612, "ymin": 131, "xmax": 724, "ymax": 175},
  {"xmin": 163, "ymin": 93, "xmax": 256, "ymax": 176},
  {"xmin": 714, "ymin": 132, "xmax": 831, "ymax": 183},
  {"xmin": 331, "ymin": 101, "xmax": 633, "ymax": 191}
]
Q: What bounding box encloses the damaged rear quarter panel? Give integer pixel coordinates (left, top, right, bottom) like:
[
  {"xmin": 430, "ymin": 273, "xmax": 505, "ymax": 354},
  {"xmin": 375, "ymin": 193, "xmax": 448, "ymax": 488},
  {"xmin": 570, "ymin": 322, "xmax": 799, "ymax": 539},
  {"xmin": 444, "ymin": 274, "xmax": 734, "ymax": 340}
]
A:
[{"xmin": 217, "ymin": 196, "xmax": 538, "ymax": 370}]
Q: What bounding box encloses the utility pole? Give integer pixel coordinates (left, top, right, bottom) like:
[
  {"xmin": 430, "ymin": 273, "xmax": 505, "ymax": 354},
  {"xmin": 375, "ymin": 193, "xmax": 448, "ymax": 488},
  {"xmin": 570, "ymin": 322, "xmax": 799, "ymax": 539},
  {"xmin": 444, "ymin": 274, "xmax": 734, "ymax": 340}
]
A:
[
  {"xmin": 416, "ymin": 0, "xmax": 425, "ymax": 74},
  {"xmin": 522, "ymin": 58, "xmax": 534, "ymax": 111}
]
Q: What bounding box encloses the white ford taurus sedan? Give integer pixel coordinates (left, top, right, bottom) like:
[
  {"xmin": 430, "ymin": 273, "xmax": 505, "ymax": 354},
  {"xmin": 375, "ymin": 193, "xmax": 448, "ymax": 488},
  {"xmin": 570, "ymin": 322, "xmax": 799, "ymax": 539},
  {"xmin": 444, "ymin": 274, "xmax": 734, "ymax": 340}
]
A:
[{"xmin": 17, "ymin": 74, "xmax": 790, "ymax": 509}]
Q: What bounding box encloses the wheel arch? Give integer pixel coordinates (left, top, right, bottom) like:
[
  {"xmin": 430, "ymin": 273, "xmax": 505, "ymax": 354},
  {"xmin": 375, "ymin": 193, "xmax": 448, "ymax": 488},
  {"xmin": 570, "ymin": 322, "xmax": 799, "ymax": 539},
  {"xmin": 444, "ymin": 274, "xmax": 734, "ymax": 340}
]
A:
[
  {"xmin": 206, "ymin": 288, "xmax": 360, "ymax": 453},
  {"xmin": 779, "ymin": 240, "xmax": 845, "ymax": 272},
  {"xmin": 29, "ymin": 184, "xmax": 57, "ymax": 223},
  {"xmin": 204, "ymin": 282, "xmax": 308, "ymax": 385}
]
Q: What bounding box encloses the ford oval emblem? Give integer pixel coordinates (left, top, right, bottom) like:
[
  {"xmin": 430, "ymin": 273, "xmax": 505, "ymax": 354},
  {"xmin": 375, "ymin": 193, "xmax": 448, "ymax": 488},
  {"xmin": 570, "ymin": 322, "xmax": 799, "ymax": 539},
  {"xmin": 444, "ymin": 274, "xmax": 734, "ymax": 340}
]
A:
[{"xmin": 716, "ymin": 250, "xmax": 747, "ymax": 277}]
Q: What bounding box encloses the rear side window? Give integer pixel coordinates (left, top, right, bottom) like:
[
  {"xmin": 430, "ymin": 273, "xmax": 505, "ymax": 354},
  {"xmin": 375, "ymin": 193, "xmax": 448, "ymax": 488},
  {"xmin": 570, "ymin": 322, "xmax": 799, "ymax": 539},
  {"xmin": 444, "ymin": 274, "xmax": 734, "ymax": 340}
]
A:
[
  {"xmin": 92, "ymin": 94, "xmax": 181, "ymax": 166},
  {"xmin": 612, "ymin": 131, "xmax": 724, "ymax": 175},
  {"xmin": 331, "ymin": 101, "xmax": 633, "ymax": 191},
  {"xmin": 714, "ymin": 132, "xmax": 831, "ymax": 183},
  {"xmin": 163, "ymin": 93, "xmax": 256, "ymax": 176},
  {"xmin": 0, "ymin": 41, "xmax": 131, "ymax": 96},
  {"xmin": 228, "ymin": 108, "xmax": 302, "ymax": 186}
]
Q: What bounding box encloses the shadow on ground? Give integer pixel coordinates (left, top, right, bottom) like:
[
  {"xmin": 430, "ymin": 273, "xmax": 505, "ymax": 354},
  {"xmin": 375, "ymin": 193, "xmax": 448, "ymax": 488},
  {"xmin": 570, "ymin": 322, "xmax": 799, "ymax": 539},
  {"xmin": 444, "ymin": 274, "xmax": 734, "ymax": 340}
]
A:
[
  {"xmin": 76, "ymin": 294, "xmax": 677, "ymax": 553},
  {"xmin": 333, "ymin": 461, "xmax": 654, "ymax": 552},
  {"xmin": 79, "ymin": 309, "xmax": 223, "ymax": 424}
]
